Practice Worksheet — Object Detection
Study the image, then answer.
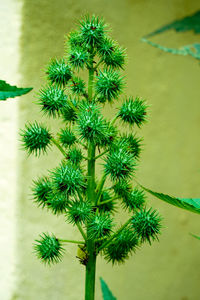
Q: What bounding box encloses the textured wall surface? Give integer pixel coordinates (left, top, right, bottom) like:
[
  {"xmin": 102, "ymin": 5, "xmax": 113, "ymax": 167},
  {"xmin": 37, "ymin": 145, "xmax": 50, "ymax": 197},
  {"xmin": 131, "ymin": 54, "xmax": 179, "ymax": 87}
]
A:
[
  {"xmin": 0, "ymin": 0, "xmax": 21, "ymax": 299},
  {"xmin": 1, "ymin": 0, "xmax": 200, "ymax": 299}
]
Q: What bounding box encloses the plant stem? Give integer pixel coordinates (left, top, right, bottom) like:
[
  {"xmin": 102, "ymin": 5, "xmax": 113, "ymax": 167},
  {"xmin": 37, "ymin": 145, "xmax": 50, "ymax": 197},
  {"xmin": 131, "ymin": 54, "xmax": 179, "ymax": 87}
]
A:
[
  {"xmin": 94, "ymin": 149, "xmax": 109, "ymax": 160},
  {"xmin": 60, "ymin": 239, "xmax": 85, "ymax": 245},
  {"xmin": 77, "ymin": 223, "xmax": 87, "ymax": 241},
  {"xmin": 98, "ymin": 196, "xmax": 119, "ymax": 206},
  {"xmin": 97, "ymin": 218, "xmax": 132, "ymax": 253},
  {"xmin": 51, "ymin": 137, "xmax": 66, "ymax": 157},
  {"xmin": 85, "ymin": 57, "xmax": 97, "ymax": 300}
]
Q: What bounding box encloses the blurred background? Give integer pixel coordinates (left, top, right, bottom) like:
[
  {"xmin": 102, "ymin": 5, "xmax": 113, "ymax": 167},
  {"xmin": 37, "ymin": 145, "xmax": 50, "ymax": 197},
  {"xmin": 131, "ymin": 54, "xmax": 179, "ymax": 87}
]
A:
[{"xmin": 1, "ymin": 0, "xmax": 200, "ymax": 299}]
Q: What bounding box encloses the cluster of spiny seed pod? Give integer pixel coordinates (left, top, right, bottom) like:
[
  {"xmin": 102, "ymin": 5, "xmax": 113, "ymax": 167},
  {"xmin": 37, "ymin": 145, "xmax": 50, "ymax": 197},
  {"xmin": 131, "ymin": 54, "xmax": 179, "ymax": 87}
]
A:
[{"xmin": 21, "ymin": 15, "xmax": 162, "ymax": 266}]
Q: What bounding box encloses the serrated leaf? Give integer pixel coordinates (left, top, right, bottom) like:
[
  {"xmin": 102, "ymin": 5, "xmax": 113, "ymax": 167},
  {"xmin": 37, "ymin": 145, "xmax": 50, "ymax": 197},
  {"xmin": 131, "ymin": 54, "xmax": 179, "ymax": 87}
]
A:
[
  {"xmin": 0, "ymin": 80, "xmax": 33, "ymax": 100},
  {"xmin": 144, "ymin": 10, "xmax": 200, "ymax": 38},
  {"xmin": 142, "ymin": 39, "xmax": 200, "ymax": 60},
  {"xmin": 100, "ymin": 277, "xmax": 117, "ymax": 300},
  {"xmin": 190, "ymin": 233, "xmax": 200, "ymax": 240},
  {"xmin": 140, "ymin": 185, "xmax": 200, "ymax": 215}
]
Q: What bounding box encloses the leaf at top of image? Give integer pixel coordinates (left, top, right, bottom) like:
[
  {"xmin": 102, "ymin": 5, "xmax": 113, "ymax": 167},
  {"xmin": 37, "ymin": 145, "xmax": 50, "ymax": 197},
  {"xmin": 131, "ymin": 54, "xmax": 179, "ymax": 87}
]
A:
[
  {"xmin": 100, "ymin": 277, "xmax": 117, "ymax": 300},
  {"xmin": 144, "ymin": 9, "xmax": 200, "ymax": 38},
  {"xmin": 0, "ymin": 80, "xmax": 32, "ymax": 101}
]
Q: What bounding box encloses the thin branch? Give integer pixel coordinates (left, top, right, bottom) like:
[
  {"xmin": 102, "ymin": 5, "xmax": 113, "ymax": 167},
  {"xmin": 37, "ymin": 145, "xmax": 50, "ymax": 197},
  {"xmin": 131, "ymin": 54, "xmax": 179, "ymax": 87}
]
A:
[
  {"xmin": 98, "ymin": 196, "xmax": 119, "ymax": 206},
  {"xmin": 60, "ymin": 239, "xmax": 85, "ymax": 245},
  {"xmin": 51, "ymin": 137, "xmax": 66, "ymax": 156},
  {"xmin": 77, "ymin": 223, "xmax": 87, "ymax": 241},
  {"xmin": 96, "ymin": 218, "xmax": 132, "ymax": 253},
  {"xmin": 94, "ymin": 149, "xmax": 109, "ymax": 160}
]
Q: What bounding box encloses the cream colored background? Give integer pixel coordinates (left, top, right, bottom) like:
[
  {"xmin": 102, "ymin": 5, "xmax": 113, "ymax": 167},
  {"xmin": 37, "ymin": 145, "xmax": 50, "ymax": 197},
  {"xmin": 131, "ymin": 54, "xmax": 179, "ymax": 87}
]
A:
[{"xmin": 1, "ymin": 0, "xmax": 200, "ymax": 299}]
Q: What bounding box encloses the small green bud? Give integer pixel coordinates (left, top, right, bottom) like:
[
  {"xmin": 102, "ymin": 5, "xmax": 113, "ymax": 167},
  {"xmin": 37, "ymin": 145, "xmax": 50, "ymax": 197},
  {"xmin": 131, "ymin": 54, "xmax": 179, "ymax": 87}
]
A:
[
  {"xmin": 67, "ymin": 147, "xmax": 83, "ymax": 165},
  {"xmin": 69, "ymin": 47, "xmax": 89, "ymax": 69},
  {"xmin": 88, "ymin": 213, "xmax": 113, "ymax": 239},
  {"xmin": 46, "ymin": 58, "xmax": 72, "ymax": 86},
  {"xmin": 58, "ymin": 128, "xmax": 76, "ymax": 147},
  {"xmin": 132, "ymin": 208, "xmax": 162, "ymax": 244},
  {"xmin": 118, "ymin": 134, "xmax": 142, "ymax": 159},
  {"xmin": 51, "ymin": 162, "xmax": 85, "ymax": 196},
  {"xmin": 95, "ymin": 69, "xmax": 124, "ymax": 102},
  {"xmin": 67, "ymin": 31, "xmax": 83, "ymax": 49},
  {"xmin": 21, "ymin": 122, "xmax": 52, "ymax": 156},
  {"xmin": 118, "ymin": 97, "xmax": 147, "ymax": 127},
  {"xmin": 79, "ymin": 15, "xmax": 106, "ymax": 48},
  {"xmin": 66, "ymin": 200, "xmax": 92, "ymax": 225},
  {"xmin": 113, "ymin": 180, "xmax": 132, "ymax": 198},
  {"xmin": 47, "ymin": 192, "xmax": 69, "ymax": 215},
  {"xmin": 38, "ymin": 85, "xmax": 67, "ymax": 117},
  {"xmin": 105, "ymin": 227, "xmax": 138, "ymax": 264},
  {"xmin": 77, "ymin": 101, "xmax": 107, "ymax": 145},
  {"xmin": 61, "ymin": 98, "xmax": 78, "ymax": 123},
  {"xmin": 32, "ymin": 176, "xmax": 52, "ymax": 208},
  {"xmin": 122, "ymin": 188, "xmax": 146, "ymax": 211},
  {"xmin": 70, "ymin": 77, "xmax": 86, "ymax": 95},
  {"xmin": 34, "ymin": 233, "xmax": 64, "ymax": 264},
  {"xmin": 104, "ymin": 148, "xmax": 136, "ymax": 182}
]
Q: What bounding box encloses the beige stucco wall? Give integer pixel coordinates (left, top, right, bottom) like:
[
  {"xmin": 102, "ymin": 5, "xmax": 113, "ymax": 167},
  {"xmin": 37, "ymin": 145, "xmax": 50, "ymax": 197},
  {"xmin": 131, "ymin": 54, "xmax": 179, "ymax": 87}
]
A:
[{"xmin": 1, "ymin": 0, "xmax": 200, "ymax": 299}]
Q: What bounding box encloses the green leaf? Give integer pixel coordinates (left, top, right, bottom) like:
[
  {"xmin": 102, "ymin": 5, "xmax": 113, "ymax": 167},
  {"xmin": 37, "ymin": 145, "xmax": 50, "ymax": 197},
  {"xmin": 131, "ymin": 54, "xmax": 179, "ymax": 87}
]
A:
[
  {"xmin": 140, "ymin": 185, "xmax": 200, "ymax": 215},
  {"xmin": 144, "ymin": 10, "xmax": 200, "ymax": 38},
  {"xmin": 0, "ymin": 80, "xmax": 32, "ymax": 100},
  {"xmin": 190, "ymin": 233, "xmax": 200, "ymax": 240},
  {"xmin": 100, "ymin": 277, "xmax": 117, "ymax": 300}
]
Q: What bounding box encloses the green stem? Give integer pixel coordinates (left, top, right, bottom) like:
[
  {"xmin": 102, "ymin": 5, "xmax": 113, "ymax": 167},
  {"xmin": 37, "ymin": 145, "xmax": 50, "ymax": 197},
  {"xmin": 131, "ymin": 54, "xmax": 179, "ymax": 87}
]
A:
[
  {"xmin": 94, "ymin": 149, "xmax": 109, "ymax": 160},
  {"xmin": 98, "ymin": 196, "xmax": 119, "ymax": 206},
  {"xmin": 85, "ymin": 57, "xmax": 97, "ymax": 300},
  {"xmin": 60, "ymin": 239, "xmax": 85, "ymax": 245},
  {"xmin": 51, "ymin": 137, "xmax": 67, "ymax": 156},
  {"xmin": 97, "ymin": 218, "xmax": 132, "ymax": 253},
  {"xmin": 95, "ymin": 175, "xmax": 106, "ymax": 206},
  {"xmin": 110, "ymin": 115, "xmax": 118, "ymax": 126},
  {"xmin": 77, "ymin": 223, "xmax": 87, "ymax": 241}
]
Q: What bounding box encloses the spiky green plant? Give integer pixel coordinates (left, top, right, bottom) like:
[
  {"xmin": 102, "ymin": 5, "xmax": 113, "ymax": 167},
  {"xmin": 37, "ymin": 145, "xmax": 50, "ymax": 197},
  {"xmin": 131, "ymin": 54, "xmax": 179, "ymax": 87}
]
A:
[{"xmin": 21, "ymin": 15, "xmax": 162, "ymax": 300}]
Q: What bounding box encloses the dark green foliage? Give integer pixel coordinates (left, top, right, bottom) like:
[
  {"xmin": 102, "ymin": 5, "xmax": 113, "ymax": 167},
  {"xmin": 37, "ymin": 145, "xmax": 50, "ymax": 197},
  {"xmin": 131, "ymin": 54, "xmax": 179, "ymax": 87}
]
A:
[
  {"xmin": 69, "ymin": 47, "xmax": 89, "ymax": 69},
  {"xmin": 104, "ymin": 227, "xmax": 138, "ymax": 264},
  {"xmin": 46, "ymin": 59, "xmax": 72, "ymax": 86},
  {"xmin": 79, "ymin": 15, "xmax": 106, "ymax": 48},
  {"xmin": 104, "ymin": 148, "xmax": 136, "ymax": 182},
  {"xmin": 88, "ymin": 213, "xmax": 113, "ymax": 239},
  {"xmin": 34, "ymin": 233, "xmax": 64, "ymax": 264},
  {"xmin": 118, "ymin": 97, "xmax": 147, "ymax": 127},
  {"xmin": 51, "ymin": 162, "xmax": 85, "ymax": 195},
  {"xmin": 122, "ymin": 188, "xmax": 146, "ymax": 211},
  {"xmin": 38, "ymin": 85, "xmax": 67, "ymax": 117},
  {"xmin": 21, "ymin": 122, "xmax": 52, "ymax": 156},
  {"xmin": 61, "ymin": 98, "xmax": 78, "ymax": 122},
  {"xmin": 58, "ymin": 128, "xmax": 76, "ymax": 147},
  {"xmin": 95, "ymin": 69, "xmax": 124, "ymax": 102},
  {"xmin": 67, "ymin": 147, "xmax": 83, "ymax": 165},
  {"xmin": 70, "ymin": 77, "xmax": 86, "ymax": 95},
  {"xmin": 67, "ymin": 200, "xmax": 92, "ymax": 224},
  {"xmin": 0, "ymin": 80, "xmax": 32, "ymax": 101},
  {"xmin": 32, "ymin": 176, "xmax": 52, "ymax": 208},
  {"xmin": 132, "ymin": 208, "xmax": 162, "ymax": 244}
]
